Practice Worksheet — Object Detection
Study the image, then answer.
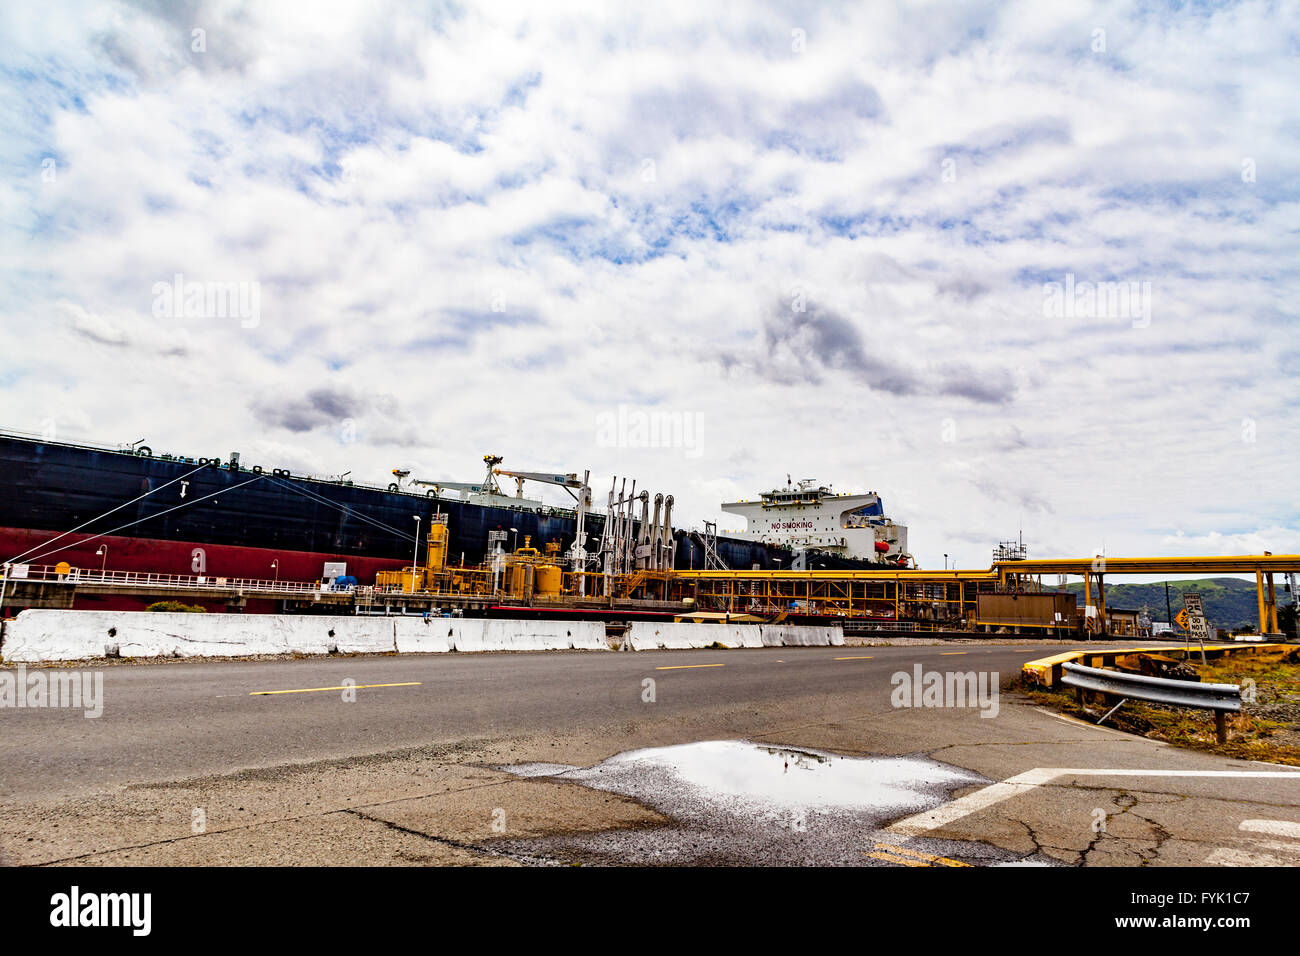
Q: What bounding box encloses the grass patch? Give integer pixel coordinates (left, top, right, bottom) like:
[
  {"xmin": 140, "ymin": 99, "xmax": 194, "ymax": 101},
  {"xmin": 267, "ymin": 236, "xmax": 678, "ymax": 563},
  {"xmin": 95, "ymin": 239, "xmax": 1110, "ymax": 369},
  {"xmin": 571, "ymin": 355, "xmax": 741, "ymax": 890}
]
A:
[{"xmin": 1018, "ymin": 648, "xmax": 1300, "ymax": 766}]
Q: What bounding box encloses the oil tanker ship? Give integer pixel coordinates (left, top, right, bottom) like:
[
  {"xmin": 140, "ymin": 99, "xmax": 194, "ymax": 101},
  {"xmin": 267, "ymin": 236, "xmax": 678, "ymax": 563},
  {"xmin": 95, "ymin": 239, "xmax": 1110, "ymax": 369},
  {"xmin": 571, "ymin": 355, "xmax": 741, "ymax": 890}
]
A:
[{"xmin": 0, "ymin": 430, "xmax": 893, "ymax": 611}]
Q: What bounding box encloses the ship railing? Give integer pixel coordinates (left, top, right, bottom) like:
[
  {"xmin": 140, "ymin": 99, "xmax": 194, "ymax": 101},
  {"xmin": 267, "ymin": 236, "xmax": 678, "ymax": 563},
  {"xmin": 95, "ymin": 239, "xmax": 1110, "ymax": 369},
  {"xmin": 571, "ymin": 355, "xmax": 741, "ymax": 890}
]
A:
[{"xmin": 1, "ymin": 563, "xmax": 344, "ymax": 596}]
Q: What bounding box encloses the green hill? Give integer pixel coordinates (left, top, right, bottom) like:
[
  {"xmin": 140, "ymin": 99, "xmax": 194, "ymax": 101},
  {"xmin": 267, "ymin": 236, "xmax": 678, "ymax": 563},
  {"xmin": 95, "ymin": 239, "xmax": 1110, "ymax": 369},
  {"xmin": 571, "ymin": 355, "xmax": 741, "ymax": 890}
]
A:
[{"xmin": 1052, "ymin": 577, "xmax": 1294, "ymax": 631}]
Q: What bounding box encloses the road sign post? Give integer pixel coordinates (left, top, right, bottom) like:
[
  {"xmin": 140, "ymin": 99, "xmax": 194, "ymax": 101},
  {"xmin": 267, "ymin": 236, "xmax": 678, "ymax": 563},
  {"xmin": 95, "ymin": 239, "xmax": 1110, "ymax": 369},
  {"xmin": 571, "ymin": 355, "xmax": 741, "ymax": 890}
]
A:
[{"xmin": 1183, "ymin": 592, "xmax": 1208, "ymax": 663}]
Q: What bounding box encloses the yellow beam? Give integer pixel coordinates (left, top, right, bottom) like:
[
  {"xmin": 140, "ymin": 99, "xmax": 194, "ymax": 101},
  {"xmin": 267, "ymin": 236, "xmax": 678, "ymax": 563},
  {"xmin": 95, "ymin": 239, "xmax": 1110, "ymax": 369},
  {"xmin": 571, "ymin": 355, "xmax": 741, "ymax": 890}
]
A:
[
  {"xmin": 671, "ymin": 554, "xmax": 1300, "ymax": 587},
  {"xmin": 1257, "ymin": 570, "xmax": 1268, "ymax": 636},
  {"xmin": 997, "ymin": 554, "xmax": 1300, "ymax": 578}
]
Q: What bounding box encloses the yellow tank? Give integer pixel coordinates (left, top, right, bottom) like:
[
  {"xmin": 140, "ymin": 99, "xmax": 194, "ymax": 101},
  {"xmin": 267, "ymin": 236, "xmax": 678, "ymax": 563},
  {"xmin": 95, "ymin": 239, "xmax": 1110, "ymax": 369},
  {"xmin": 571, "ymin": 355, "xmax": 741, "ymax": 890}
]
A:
[
  {"xmin": 377, "ymin": 568, "xmax": 424, "ymax": 592},
  {"xmin": 425, "ymin": 518, "xmax": 448, "ymax": 572},
  {"xmin": 506, "ymin": 563, "xmax": 530, "ymax": 597},
  {"xmin": 535, "ymin": 564, "xmax": 562, "ymax": 596}
]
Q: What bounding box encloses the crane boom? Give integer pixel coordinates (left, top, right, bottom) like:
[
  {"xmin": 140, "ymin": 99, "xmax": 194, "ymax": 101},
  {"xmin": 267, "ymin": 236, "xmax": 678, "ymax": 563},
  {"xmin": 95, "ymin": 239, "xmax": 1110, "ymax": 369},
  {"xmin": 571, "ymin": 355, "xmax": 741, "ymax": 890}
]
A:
[{"xmin": 493, "ymin": 469, "xmax": 582, "ymax": 488}]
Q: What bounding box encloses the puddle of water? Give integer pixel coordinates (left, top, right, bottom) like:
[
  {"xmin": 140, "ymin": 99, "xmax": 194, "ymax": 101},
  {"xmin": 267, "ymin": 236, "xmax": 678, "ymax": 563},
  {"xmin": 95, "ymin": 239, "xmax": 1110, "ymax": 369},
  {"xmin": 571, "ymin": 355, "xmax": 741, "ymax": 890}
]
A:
[
  {"xmin": 559, "ymin": 740, "xmax": 982, "ymax": 816},
  {"xmin": 493, "ymin": 740, "xmax": 1052, "ymax": 866}
]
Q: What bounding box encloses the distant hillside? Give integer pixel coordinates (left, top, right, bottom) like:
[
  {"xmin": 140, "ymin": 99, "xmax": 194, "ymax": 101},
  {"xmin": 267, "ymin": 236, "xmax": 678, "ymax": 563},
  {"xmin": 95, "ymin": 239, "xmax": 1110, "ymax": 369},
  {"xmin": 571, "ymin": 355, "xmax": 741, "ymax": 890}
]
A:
[{"xmin": 1052, "ymin": 577, "xmax": 1292, "ymax": 631}]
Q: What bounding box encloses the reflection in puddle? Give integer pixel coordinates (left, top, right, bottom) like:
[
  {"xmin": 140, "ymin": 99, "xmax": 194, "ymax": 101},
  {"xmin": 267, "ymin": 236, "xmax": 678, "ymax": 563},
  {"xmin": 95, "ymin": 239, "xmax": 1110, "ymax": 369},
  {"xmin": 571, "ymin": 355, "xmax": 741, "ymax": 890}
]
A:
[
  {"xmin": 553, "ymin": 740, "xmax": 981, "ymax": 815},
  {"xmin": 495, "ymin": 740, "xmax": 1044, "ymax": 866}
]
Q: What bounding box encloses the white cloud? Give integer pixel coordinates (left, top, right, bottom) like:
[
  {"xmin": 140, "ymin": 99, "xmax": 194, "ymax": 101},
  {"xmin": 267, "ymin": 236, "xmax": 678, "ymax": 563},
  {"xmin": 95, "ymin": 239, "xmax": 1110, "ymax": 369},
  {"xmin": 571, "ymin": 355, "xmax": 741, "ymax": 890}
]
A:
[{"xmin": 1, "ymin": 0, "xmax": 1297, "ymax": 571}]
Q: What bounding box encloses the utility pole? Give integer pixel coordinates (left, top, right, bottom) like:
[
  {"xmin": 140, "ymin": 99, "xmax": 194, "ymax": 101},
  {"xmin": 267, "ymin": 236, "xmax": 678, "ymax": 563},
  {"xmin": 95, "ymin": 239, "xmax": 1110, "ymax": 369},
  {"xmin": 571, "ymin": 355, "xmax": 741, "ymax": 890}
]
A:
[{"xmin": 1164, "ymin": 580, "xmax": 1173, "ymax": 637}]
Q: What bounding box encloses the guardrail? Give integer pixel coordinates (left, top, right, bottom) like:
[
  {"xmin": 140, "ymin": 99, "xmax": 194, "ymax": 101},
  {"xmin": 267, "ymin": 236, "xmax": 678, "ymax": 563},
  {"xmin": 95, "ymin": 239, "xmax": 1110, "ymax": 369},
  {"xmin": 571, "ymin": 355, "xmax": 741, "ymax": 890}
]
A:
[
  {"xmin": 1, "ymin": 563, "xmax": 517, "ymax": 605},
  {"xmin": 1022, "ymin": 643, "xmax": 1287, "ymax": 688},
  {"xmin": 1061, "ymin": 661, "xmax": 1242, "ymax": 742}
]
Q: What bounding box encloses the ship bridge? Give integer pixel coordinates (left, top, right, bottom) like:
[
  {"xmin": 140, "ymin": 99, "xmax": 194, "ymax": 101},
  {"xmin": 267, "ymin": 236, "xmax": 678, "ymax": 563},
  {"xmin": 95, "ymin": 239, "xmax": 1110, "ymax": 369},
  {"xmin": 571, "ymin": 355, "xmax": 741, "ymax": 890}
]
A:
[{"xmin": 720, "ymin": 481, "xmax": 906, "ymax": 561}]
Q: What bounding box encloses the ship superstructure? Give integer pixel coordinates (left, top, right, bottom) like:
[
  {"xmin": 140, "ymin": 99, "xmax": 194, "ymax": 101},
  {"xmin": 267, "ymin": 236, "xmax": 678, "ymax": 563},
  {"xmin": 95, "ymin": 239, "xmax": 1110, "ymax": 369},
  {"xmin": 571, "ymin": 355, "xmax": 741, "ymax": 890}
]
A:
[{"xmin": 720, "ymin": 479, "xmax": 910, "ymax": 564}]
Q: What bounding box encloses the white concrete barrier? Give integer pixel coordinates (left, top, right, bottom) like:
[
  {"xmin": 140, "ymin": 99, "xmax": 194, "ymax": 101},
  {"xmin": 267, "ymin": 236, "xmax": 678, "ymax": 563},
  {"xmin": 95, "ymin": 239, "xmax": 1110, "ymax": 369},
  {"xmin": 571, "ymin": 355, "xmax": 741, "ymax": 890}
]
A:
[
  {"xmin": 1, "ymin": 611, "xmax": 612, "ymax": 660},
  {"xmin": 625, "ymin": 621, "xmax": 762, "ymax": 650},
  {"xmin": 302, "ymin": 617, "xmax": 396, "ymax": 654},
  {"xmin": 1, "ymin": 610, "xmax": 839, "ymax": 661},
  {"xmin": 759, "ymin": 625, "xmax": 843, "ymax": 646},
  {"xmin": 392, "ymin": 617, "xmax": 454, "ymax": 654},
  {"xmin": 0, "ymin": 609, "xmax": 396, "ymax": 661},
  {"xmin": 623, "ymin": 622, "xmax": 842, "ymax": 650},
  {"xmin": 450, "ymin": 619, "xmax": 606, "ymax": 652}
]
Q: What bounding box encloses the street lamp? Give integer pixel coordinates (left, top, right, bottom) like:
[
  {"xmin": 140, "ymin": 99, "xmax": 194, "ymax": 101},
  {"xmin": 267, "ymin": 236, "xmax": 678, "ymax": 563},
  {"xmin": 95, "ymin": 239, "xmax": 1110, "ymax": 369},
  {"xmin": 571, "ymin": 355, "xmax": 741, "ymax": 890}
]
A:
[
  {"xmin": 509, "ymin": 527, "xmax": 518, "ymax": 552},
  {"xmin": 96, "ymin": 545, "xmax": 108, "ymax": 573},
  {"xmin": 944, "ymin": 553, "xmax": 948, "ymax": 570},
  {"xmin": 271, "ymin": 559, "xmax": 279, "ymax": 583},
  {"xmin": 411, "ymin": 515, "xmax": 422, "ymax": 592}
]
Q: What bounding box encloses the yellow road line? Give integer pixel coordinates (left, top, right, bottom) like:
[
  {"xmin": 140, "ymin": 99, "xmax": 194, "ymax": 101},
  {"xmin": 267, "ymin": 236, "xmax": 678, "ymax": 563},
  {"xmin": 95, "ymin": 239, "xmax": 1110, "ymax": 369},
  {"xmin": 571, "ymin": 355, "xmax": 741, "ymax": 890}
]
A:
[
  {"xmin": 940, "ymin": 652, "xmax": 968, "ymax": 656},
  {"xmin": 654, "ymin": 663, "xmax": 725, "ymax": 671},
  {"xmin": 834, "ymin": 656, "xmax": 874, "ymax": 660},
  {"xmin": 872, "ymin": 842, "xmax": 971, "ymax": 867},
  {"xmin": 250, "ymin": 681, "xmax": 422, "ymax": 696},
  {"xmin": 864, "ymin": 850, "xmax": 929, "ymax": 867}
]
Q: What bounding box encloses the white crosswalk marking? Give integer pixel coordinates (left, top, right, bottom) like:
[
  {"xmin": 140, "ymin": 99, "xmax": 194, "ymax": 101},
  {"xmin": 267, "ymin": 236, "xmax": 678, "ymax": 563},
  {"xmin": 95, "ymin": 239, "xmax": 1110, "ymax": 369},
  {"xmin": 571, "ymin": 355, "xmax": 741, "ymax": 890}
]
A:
[
  {"xmin": 888, "ymin": 768, "xmax": 1300, "ymax": 837},
  {"xmin": 1206, "ymin": 847, "xmax": 1284, "ymax": 867},
  {"xmin": 1206, "ymin": 818, "xmax": 1300, "ymax": 866},
  {"xmin": 1240, "ymin": 818, "xmax": 1300, "ymax": 839}
]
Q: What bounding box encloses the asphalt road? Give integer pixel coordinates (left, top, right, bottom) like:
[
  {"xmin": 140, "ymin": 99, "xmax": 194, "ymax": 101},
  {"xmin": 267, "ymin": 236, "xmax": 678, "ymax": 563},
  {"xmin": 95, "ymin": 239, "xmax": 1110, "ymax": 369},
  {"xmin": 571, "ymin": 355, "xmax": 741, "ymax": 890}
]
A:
[{"xmin": 3, "ymin": 643, "xmax": 1299, "ymax": 866}]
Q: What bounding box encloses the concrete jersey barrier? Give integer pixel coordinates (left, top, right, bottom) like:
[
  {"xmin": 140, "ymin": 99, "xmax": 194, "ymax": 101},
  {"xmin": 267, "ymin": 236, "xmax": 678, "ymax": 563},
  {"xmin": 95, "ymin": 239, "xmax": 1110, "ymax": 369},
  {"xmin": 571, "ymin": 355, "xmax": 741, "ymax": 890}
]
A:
[
  {"xmin": 2, "ymin": 610, "xmax": 840, "ymax": 661},
  {"xmin": 1, "ymin": 610, "xmax": 611, "ymax": 661},
  {"xmin": 1, "ymin": 609, "xmax": 396, "ymax": 661},
  {"xmin": 625, "ymin": 621, "xmax": 841, "ymax": 650},
  {"xmin": 447, "ymin": 619, "xmax": 606, "ymax": 653},
  {"xmin": 759, "ymin": 625, "xmax": 843, "ymax": 647},
  {"xmin": 624, "ymin": 621, "xmax": 758, "ymax": 650}
]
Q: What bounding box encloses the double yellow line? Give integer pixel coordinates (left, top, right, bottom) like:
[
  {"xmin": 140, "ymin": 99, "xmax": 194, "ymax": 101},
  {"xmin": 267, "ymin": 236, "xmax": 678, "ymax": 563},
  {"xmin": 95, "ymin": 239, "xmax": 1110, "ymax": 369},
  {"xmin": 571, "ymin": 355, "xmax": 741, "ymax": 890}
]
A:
[{"xmin": 864, "ymin": 842, "xmax": 971, "ymax": 867}]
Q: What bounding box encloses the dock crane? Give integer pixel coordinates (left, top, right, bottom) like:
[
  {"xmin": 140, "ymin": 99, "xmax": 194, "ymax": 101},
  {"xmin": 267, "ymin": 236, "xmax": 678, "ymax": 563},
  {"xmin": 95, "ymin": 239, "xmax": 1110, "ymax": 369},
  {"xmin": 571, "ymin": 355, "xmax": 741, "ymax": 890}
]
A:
[
  {"xmin": 493, "ymin": 466, "xmax": 585, "ymax": 503},
  {"xmin": 493, "ymin": 466, "xmax": 595, "ymax": 594},
  {"xmin": 411, "ymin": 454, "xmax": 512, "ymax": 499}
]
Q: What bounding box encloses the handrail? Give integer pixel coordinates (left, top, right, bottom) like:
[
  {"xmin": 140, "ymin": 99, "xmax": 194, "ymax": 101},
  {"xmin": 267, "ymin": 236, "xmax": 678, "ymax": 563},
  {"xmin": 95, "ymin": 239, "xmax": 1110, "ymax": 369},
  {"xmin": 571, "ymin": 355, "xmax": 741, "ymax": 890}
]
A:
[
  {"xmin": 0, "ymin": 562, "xmax": 516, "ymax": 602},
  {"xmin": 1, "ymin": 563, "xmax": 331, "ymax": 594}
]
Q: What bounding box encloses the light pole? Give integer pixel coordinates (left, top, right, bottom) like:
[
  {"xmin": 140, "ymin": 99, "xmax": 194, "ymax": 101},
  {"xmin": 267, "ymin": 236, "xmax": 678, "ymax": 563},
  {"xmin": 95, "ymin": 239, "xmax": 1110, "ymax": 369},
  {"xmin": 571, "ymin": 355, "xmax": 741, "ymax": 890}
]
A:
[
  {"xmin": 411, "ymin": 515, "xmax": 422, "ymax": 592},
  {"xmin": 944, "ymin": 553, "xmax": 948, "ymax": 570},
  {"xmin": 96, "ymin": 545, "xmax": 108, "ymax": 573},
  {"xmin": 510, "ymin": 527, "xmax": 518, "ymax": 553},
  {"xmin": 271, "ymin": 559, "xmax": 279, "ymax": 584}
]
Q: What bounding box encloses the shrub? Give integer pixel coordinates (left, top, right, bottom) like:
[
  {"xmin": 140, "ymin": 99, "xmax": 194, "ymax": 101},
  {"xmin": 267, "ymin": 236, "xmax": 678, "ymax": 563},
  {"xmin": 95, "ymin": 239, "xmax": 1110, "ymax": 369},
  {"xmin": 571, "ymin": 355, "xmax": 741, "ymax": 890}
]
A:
[{"xmin": 145, "ymin": 601, "xmax": 207, "ymax": 613}]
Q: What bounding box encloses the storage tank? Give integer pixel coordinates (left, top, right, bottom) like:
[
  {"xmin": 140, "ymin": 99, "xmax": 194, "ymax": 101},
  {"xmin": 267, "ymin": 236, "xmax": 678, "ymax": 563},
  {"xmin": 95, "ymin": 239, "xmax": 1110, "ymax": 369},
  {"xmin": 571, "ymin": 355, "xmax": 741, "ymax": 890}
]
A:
[
  {"xmin": 535, "ymin": 564, "xmax": 562, "ymax": 596},
  {"xmin": 506, "ymin": 562, "xmax": 531, "ymax": 597}
]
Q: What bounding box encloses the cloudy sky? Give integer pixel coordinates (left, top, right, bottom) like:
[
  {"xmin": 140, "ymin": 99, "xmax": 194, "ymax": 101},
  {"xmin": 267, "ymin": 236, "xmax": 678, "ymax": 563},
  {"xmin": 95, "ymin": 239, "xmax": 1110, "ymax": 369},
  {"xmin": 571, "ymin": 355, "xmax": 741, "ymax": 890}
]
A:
[{"xmin": 3, "ymin": 0, "xmax": 1297, "ymax": 571}]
